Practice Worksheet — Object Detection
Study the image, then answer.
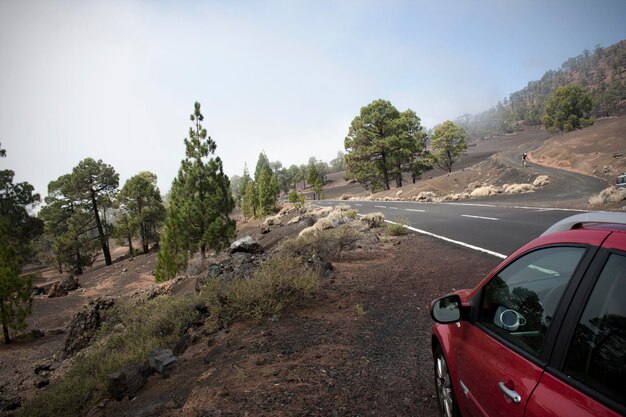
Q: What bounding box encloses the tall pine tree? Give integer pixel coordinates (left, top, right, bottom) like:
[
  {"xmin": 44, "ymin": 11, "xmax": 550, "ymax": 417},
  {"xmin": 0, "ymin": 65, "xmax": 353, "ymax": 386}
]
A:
[{"xmin": 156, "ymin": 102, "xmax": 235, "ymax": 281}]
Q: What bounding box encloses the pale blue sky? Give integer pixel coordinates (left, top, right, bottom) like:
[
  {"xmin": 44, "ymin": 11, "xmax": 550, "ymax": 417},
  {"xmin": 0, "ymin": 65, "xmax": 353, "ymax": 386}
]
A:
[{"xmin": 1, "ymin": 0, "xmax": 625, "ymax": 199}]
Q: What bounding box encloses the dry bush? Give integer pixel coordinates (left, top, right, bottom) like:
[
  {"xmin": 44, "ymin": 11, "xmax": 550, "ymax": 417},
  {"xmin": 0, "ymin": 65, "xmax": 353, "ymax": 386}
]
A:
[
  {"xmin": 588, "ymin": 187, "xmax": 626, "ymax": 207},
  {"xmin": 533, "ymin": 175, "xmax": 550, "ymax": 187},
  {"xmin": 339, "ymin": 194, "xmax": 352, "ymax": 200},
  {"xmin": 441, "ymin": 192, "xmax": 470, "ymax": 201},
  {"xmin": 222, "ymin": 256, "xmax": 319, "ymax": 323},
  {"xmin": 414, "ymin": 191, "xmax": 437, "ymax": 202},
  {"xmin": 285, "ymin": 225, "xmax": 363, "ymax": 260},
  {"xmin": 386, "ymin": 220, "xmax": 409, "ymax": 236},
  {"xmin": 470, "ymin": 186, "xmax": 499, "ymax": 197},
  {"xmin": 504, "ymin": 183, "xmax": 535, "ymax": 194},
  {"xmin": 360, "ymin": 212, "xmax": 385, "ymax": 228}
]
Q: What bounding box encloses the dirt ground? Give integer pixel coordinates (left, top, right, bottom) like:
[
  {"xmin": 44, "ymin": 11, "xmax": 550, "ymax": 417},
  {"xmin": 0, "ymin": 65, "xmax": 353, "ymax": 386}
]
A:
[{"xmin": 99, "ymin": 230, "xmax": 500, "ymax": 417}]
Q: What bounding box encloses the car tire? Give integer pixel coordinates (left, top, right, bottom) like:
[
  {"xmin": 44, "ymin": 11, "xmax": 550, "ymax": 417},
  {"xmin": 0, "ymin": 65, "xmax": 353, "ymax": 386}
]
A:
[{"xmin": 434, "ymin": 345, "xmax": 461, "ymax": 417}]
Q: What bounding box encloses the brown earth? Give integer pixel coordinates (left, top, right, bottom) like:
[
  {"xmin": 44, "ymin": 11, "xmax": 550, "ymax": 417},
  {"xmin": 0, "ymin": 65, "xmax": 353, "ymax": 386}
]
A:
[
  {"xmin": 99, "ymin": 228, "xmax": 500, "ymax": 417},
  {"xmin": 529, "ymin": 116, "xmax": 626, "ymax": 180}
]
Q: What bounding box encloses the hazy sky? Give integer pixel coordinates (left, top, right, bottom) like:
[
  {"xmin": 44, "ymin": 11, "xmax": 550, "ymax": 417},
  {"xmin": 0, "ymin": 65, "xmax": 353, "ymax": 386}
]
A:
[{"xmin": 1, "ymin": 0, "xmax": 625, "ymax": 199}]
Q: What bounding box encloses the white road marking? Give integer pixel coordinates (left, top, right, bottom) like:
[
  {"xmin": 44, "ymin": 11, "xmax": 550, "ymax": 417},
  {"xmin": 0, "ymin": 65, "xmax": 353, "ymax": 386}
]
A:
[
  {"xmin": 355, "ymin": 203, "xmax": 363, "ymax": 207},
  {"xmin": 406, "ymin": 209, "xmax": 425, "ymax": 212},
  {"xmin": 374, "ymin": 205, "xmax": 387, "ymax": 209},
  {"xmin": 446, "ymin": 202, "xmax": 586, "ymax": 212},
  {"xmin": 389, "ymin": 207, "xmax": 398, "ymax": 210},
  {"xmin": 462, "ymin": 214, "xmax": 499, "ymax": 221},
  {"xmin": 379, "ymin": 217, "xmax": 507, "ymax": 259}
]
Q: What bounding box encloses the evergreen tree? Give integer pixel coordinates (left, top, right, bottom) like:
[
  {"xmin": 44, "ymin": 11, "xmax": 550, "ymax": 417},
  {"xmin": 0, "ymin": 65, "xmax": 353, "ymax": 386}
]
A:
[
  {"xmin": 430, "ymin": 121, "xmax": 467, "ymax": 173},
  {"xmin": 156, "ymin": 102, "xmax": 235, "ymax": 281},
  {"xmin": 118, "ymin": 172, "xmax": 165, "ymax": 254},
  {"xmin": 344, "ymin": 100, "xmax": 428, "ymax": 191},
  {"xmin": 253, "ymin": 152, "xmax": 279, "ymax": 217},
  {"xmin": 242, "ymin": 180, "xmax": 257, "ymax": 220},
  {"xmin": 71, "ymin": 158, "xmax": 119, "ymax": 265},
  {"xmin": 39, "ymin": 174, "xmax": 99, "ymax": 275},
  {"xmin": 0, "ymin": 144, "xmax": 43, "ymax": 343},
  {"xmin": 543, "ymin": 85, "xmax": 593, "ymax": 133}
]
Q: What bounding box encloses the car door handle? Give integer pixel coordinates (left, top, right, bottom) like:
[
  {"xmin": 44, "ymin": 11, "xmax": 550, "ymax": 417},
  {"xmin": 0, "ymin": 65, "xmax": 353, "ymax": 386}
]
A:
[{"xmin": 498, "ymin": 382, "xmax": 521, "ymax": 404}]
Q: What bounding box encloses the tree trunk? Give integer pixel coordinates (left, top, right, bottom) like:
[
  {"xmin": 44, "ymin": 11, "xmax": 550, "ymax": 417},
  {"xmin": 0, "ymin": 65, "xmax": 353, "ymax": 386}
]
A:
[
  {"xmin": 75, "ymin": 245, "xmax": 83, "ymax": 275},
  {"xmin": 90, "ymin": 190, "xmax": 112, "ymax": 265},
  {"xmin": 138, "ymin": 200, "xmax": 148, "ymax": 254},
  {"xmin": 127, "ymin": 233, "xmax": 134, "ymax": 258},
  {"xmin": 395, "ymin": 173, "xmax": 403, "ymax": 188},
  {"xmin": 1, "ymin": 304, "xmax": 11, "ymax": 344},
  {"xmin": 201, "ymin": 243, "xmax": 206, "ymax": 259},
  {"xmin": 381, "ymin": 152, "xmax": 390, "ymax": 190}
]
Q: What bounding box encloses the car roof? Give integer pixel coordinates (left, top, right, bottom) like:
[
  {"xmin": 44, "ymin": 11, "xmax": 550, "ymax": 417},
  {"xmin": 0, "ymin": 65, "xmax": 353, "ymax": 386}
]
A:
[{"xmin": 541, "ymin": 212, "xmax": 626, "ymax": 236}]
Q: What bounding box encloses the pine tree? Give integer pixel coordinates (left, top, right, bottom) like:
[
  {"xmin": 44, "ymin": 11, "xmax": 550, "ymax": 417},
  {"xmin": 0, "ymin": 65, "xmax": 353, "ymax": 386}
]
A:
[
  {"xmin": 71, "ymin": 158, "xmax": 119, "ymax": 265},
  {"xmin": 242, "ymin": 181, "xmax": 257, "ymax": 220},
  {"xmin": 39, "ymin": 174, "xmax": 99, "ymax": 275},
  {"xmin": 430, "ymin": 121, "xmax": 467, "ymax": 173},
  {"xmin": 118, "ymin": 172, "xmax": 166, "ymax": 254},
  {"xmin": 0, "ymin": 144, "xmax": 43, "ymax": 343},
  {"xmin": 155, "ymin": 102, "xmax": 235, "ymax": 281}
]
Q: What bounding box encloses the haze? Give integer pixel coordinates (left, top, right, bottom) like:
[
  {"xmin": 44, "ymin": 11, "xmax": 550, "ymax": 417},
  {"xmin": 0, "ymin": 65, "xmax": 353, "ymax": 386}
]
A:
[{"xmin": 1, "ymin": 0, "xmax": 625, "ymax": 199}]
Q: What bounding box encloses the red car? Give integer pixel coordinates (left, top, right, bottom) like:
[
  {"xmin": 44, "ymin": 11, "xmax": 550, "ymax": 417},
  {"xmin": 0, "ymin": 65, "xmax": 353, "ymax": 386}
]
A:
[{"xmin": 430, "ymin": 212, "xmax": 626, "ymax": 417}]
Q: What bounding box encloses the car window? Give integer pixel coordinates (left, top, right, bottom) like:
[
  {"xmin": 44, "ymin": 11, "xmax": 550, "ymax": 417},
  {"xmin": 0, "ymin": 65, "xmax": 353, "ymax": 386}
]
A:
[
  {"xmin": 563, "ymin": 253, "xmax": 626, "ymax": 406},
  {"xmin": 479, "ymin": 247, "xmax": 586, "ymax": 356}
]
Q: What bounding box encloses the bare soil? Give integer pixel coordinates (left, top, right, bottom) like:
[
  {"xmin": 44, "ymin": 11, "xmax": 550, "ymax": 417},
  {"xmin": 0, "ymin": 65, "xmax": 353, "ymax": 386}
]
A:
[{"xmin": 99, "ymin": 231, "xmax": 500, "ymax": 417}]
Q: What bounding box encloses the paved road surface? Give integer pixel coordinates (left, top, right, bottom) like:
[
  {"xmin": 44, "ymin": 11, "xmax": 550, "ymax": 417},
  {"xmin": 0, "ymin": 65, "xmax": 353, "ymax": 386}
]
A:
[{"xmin": 316, "ymin": 200, "xmax": 586, "ymax": 258}]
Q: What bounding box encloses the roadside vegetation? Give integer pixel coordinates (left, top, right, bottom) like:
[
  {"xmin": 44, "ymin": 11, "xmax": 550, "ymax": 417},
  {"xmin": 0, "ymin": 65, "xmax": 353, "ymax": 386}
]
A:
[{"xmin": 19, "ymin": 251, "xmax": 322, "ymax": 417}]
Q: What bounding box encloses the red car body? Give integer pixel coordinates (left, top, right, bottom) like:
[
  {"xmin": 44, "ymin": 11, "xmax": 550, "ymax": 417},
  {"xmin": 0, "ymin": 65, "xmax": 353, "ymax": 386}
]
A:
[{"xmin": 431, "ymin": 216, "xmax": 626, "ymax": 417}]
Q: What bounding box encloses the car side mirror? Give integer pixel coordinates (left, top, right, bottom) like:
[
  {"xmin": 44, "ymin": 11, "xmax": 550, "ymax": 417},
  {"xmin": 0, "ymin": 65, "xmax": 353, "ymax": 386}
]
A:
[{"xmin": 431, "ymin": 294, "xmax": 462, "ymax": 323}]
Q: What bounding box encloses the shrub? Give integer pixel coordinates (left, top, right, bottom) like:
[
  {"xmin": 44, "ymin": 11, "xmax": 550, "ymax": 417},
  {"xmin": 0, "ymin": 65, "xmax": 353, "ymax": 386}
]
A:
[
  {"xmin": 21, "ymin": 255, "xmax": 321, "ymax": 417},
  {"xmin": 588, "ymin": 187, "xmax": 626, "ymax": 207},
  {"xmin": 20, "ymin": 295, "xmax": 199, "ymax": 417},
  {"xmin": 288, "ymin": 191, "xmax": 305, "ymax": 207},
  {"xmin": 360, "ymin": 212, "xmax": 385, "ymax": 228},
  {"xmin": 386, "ymin": 220, "xmax": 408, "ymax": 236},
  {"xmin": 220, "ymin": 256, "xmax": 319, "ymax": 323},
  {"xmin": 284, "ymin": 226, "xmax": 362, "ymax": 260},
  {"xmin": 504, "ymin": 183, "xmax": 535, "ymax": 194}
]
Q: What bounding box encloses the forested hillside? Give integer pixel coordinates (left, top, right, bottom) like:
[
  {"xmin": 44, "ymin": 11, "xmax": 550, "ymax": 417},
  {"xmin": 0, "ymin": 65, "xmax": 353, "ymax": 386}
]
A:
[{"xmin": 457, "ymin": 40, "xmax": 626, "ymax": 140}]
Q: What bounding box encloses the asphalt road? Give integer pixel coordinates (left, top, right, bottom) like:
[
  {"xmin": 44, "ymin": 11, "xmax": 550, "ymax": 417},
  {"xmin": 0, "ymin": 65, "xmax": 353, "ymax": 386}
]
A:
[{"xmin": 315, "ymin": 200, "xmax": 587, "ymax": 258}]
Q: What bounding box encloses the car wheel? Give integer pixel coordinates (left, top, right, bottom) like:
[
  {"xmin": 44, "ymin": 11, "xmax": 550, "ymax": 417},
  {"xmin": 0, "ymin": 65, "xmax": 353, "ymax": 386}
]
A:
[{"xmin": 434, "ymin": 345, "xmax": 461, "ymax": 417}]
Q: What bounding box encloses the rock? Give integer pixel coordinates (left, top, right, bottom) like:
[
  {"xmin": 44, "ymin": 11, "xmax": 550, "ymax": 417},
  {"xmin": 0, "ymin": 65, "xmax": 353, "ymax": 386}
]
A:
[
  {"xmin": 147, "ymin": 349, "xmax": 178, "ymax": 376},
  {"xmin": 0, "ymin": 395, "xmax": 21, "ymax": 412},
  {"xmin": 34, "ymin": 378, "xmax": 49, "ymax": 389},
  {"xmin": 30, "ymin": 329, "xmax": 44, "ymax": 339},
  {"xmin": 59, "ymin": 274, "xmax": 79, "ymax": 292},
  {"xmin": 63, "ymin": 297, "xmax": 116, "ymax": 358},
  {"xmin": 305, "ymin": 255, "xmax": 333, "ymax": 277},
  {"xmin": 229, "ymin": 236, "xmax": 263, "ymax": 254},
  {"xmin": 32, "ymin": 286, "xmax": 46, "ymax": 296},
  {"xmin": 260, "ymin": 224, "xmax": 271, "ymax": 234},
  {"xmin": 107, "ymin": 364, "xmax": 149, "ymax": 401},
  {"xmin": 46, "ymin": 282, "xmax": 67, "ymax": 298},
  {"xmin": 614, "ymin": 152, "xmax": 623, "ymax": 158},
  {"xmin": 206, "ymin": 264, "xmax": 221, "ymax": 278}
]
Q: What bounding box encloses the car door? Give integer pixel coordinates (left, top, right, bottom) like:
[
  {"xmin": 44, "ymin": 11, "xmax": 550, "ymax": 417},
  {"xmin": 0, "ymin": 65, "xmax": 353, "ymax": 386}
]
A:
[
  {"xmin": 525, "ymin": 236, "xmax": 626, "ymax": 417},
  {"xmin": 454, "ymin": 246, "xmax": 590, "ymax": 417}
]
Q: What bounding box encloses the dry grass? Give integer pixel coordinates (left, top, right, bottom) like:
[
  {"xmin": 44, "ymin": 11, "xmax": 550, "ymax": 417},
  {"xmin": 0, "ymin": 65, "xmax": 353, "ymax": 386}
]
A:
[{"xmin": 588, "ymin": 186, "xmax": 626, "ymax": 207}]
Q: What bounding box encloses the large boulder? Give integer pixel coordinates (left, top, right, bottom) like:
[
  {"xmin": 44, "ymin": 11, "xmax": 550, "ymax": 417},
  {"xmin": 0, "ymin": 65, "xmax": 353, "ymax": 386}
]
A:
[
  {"xmin": 47, "ymin": 282, "xmax": 67, "ymax": 298},
  {"xmin": 63, "ymin": 297, "xmax": 116, "ymax": 358},
  {"xmin": 228, "ymin": 236, "xmax": 263, "ymax": 254},
  {"xmin": 59, "ymin": 274, "xmax": 79, "ymax": 292},
  {"xmin": 107, "ymin": 364, "xmax": 149, "ymax": 401},
  {"xmin": 147, "ymin": 349, "xmax": 178, "ymax": 375}
]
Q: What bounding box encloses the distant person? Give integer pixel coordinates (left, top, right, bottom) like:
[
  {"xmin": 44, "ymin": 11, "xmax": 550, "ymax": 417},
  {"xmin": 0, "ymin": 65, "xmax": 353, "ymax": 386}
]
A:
[{"xmin": 521, "ymin": 153, "xmax": 527, "ymax": 167}]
